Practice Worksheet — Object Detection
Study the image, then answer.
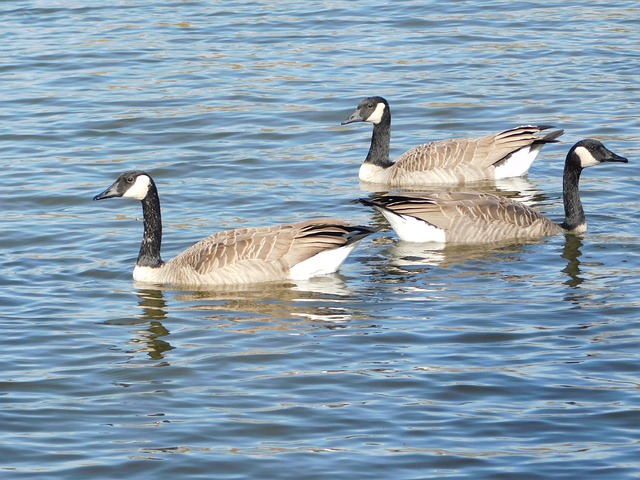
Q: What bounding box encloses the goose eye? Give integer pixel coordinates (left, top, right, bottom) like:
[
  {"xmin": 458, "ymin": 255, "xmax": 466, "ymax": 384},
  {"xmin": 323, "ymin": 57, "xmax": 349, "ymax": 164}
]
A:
[{"xmin": 126, "ymin": 176, "xmax": 134, "ymax": 183}]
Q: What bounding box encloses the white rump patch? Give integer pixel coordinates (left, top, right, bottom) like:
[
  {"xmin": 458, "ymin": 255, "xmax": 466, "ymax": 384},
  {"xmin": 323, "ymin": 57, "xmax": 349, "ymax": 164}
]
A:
[
  {"xmin": 380, "ymin": 210, "xmax": 446, "ymax": 243},
  {"xmin": 574, "ymin": 146, "xmax": 599, "ymax": 167},
  {"xmin": 289, "ymin": 244, "xmax": 359, "ymax": 280},
  {"xmin": 494, "ymin": 146, "xmax": 538, "ymax": 179},
  {"xmin": 123, "ymin": 175, "xmax": 151, "ymax": 200},
  {"xmin": 366, "ymin": 102, "xmax": 386, "ymax": 124}
]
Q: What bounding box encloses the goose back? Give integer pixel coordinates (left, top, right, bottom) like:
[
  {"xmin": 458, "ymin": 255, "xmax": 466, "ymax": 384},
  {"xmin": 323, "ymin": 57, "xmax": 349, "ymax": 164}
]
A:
[
  {"xmin": 379, "ymin": 126, "xmax": 563, "ymax": 185},
  {"xmin": 361, "ymin": 193, "xmax": 562, "ymax": 244}
]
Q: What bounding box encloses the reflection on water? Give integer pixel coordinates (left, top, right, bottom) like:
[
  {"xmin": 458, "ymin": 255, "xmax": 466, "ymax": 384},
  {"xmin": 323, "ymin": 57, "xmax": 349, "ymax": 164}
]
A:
[
  {"xmin": 558, "ymin": 234, "xmax": 607, "ymax": 310},
  {"xmin": 133, "ymin": 289, "xmax": 173, "ymax": 361},
  {"xmin": 491, "ymin": 176, "xmax": 545, "ymax": 206},
  {"xmin": 1, "ymin": 0, "xmax": 637, "ymax": 477},
  {"xmin": 130, "ymin": 321, "xmax": 173, "ymax": 361},
  {"xmin": 130, "ymin": 275, "xmax": 370, "ymax": 340},
  {"xmin": 561, "ymin": 234, "xmax": 584, "ymax": 289},
  {"xmin": 134, "ymin": 274, "xmax": 353, "ymax": 297},
  {"xmin": 173, "ymin": 277, "xmax": 364, "ymax": 327},
  {"xmin": 137, "ymin": 287, "xmax": 168, "ymax": 321},
  {"xmin": 359, "ymin": 176, "xmax": 543, "ymax": 204},
  {"xmin": 384, "ymin": 237, "xmax": 535, "ymax": 269}
]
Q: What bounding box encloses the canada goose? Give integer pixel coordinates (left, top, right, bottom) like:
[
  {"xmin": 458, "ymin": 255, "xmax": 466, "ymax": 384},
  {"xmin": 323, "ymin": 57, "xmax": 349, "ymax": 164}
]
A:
[
  {"xmin": 93, "ymin": 171, "xmax": 374, "ymax": 286},
  {"xmin": 342, "ymin": 96, "xmax": 564, "ymax": 185},
  {"xmin": 359, "ymin": 139, "xmax": 627, "ymax": 243}
]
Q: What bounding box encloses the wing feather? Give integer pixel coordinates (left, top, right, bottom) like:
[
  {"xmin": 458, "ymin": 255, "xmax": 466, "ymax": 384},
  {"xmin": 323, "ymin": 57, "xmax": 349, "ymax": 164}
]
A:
[
  {"xmin": 368, "ymin": 193, "xmax": 561, "ymax": 243},
  {"xmin": 391, "ymin": 125, "xmax": 558, "ymax": 175},
  {"xmin": 169, "ymin": 219, "xmax": 367, "ymax": 276}
]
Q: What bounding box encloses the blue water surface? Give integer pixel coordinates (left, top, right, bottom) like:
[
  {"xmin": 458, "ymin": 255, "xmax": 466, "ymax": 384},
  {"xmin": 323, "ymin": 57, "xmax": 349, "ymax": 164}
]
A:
[{"xmin": 1, "ymin": 1, "xmax": 639, "ymax": 478}]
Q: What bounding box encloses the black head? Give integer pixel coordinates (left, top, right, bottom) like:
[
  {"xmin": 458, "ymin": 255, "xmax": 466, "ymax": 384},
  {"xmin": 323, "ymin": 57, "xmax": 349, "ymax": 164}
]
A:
[
  {"xmin": 342, "ymin": 96, "xmax": 390, "ymax": 125},
  {"xmin": 93, "ymin": 170, "xmax": 155, "ymax": 201},
  {"xmin": 567, "ymin": 139, "xmax": 628, "ymax": 170}
]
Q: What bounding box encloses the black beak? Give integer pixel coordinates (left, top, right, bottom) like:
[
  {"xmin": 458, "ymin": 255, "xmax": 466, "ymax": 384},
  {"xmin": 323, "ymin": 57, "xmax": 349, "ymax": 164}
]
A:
[
  {"xmin": 93, "ymin": 182, "xmax": 120, "ymax": 201},
  {"xmin": 341, "ymin": 110, "xmax": 364, "ymax": 125},
  {"xmin": 603, "ymin": 148, "xmax": 628, "ymax": 163}
]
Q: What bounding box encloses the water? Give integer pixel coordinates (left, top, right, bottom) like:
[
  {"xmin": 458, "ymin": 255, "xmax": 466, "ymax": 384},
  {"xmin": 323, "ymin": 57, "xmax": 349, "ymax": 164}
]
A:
[{"xmin": 1, "ymin": 1, "xmax": 639, "ymax": 478}]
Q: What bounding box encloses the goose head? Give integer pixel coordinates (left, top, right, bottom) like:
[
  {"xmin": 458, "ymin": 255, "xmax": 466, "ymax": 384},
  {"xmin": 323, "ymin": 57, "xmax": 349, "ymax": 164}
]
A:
[
  {"xmin": 93, "ymin": 170, "xmax": 154, "ymax": 202},
  {"xmin": 342, "ymin": 96, "xmax": 390, "ymax": 125},
  {"xmin": 568, "ymin": 138, "xmax": 628, "ymax": 170}
]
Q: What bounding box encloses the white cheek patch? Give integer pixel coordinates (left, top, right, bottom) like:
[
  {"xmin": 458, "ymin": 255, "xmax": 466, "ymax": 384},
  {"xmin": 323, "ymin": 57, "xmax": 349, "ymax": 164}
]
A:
[
  {"xmin": 574, "ymin": 146, "xmax": 600, "ymax": 167},
  {"xmin": 366, "ymin": 102, "xmax": 386, "ymax": 124},
  {"xmin": 122, "ymin": 175, "xmax": 151, "ymax": 200}
]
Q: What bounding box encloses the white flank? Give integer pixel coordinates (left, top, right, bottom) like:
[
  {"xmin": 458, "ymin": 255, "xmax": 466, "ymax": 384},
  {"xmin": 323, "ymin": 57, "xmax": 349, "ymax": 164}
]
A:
[
  {"xmin": 289, "ymin": 244, "xmax": 359, "ymax": 280},
  {"xmin": 366, "ymin": 102, "xmax": 386, "ymax": 124},
  {"xmin": 493, "ymin": 146, "xmax": 538, "ymax": 179},
  {"xmin": 574, "ymin": 146, "xmax": 599, "ymax": 167},
  {"xmin": 380, "ymin": 210, "xmax": 446, "ymax": 243},
  {"xmin": 122, "ymin": 175, "xmax": 151, "ymax": 200}
]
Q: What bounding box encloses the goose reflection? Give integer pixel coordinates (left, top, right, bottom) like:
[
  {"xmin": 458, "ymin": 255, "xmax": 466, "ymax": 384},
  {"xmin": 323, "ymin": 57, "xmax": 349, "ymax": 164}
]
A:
[
  {"xmin": 359, "ymin": 175, "xmax": 542, "ymax": 205},
  {"xmin": 170, "ymin": 275, "xmax": 366, "ymax": 328},
  {"xmin": 561, "ymin": 234, "xmax": 585, "ymax": 289},
  {"xmin": 381, "ymin": 237, "xmax": 535, "ymax": 273},
  {"xmin": 130, "ymin": 275, "xmax": 372, "ymax": 335},
  {"xmin": 133, "ymin": 288, "xmax": 174, "ymax": 360},
  {"xmin": 136, "ymin": 286, "xmax": 168, "ymax": 321}
]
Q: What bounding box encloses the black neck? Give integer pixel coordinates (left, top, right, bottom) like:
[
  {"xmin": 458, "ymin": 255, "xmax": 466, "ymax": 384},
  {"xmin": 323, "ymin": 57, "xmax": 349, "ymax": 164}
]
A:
[
  {"xmin": 560, "ymin": 161, "xmax": 585, "ymax": 231},
  {"xmin": 366, "ymin": 116, "xmax": 394, "ymax": 169},
  {"xmin": 138, "ymin": 185, "xmax": 164, "ymax": 268}
]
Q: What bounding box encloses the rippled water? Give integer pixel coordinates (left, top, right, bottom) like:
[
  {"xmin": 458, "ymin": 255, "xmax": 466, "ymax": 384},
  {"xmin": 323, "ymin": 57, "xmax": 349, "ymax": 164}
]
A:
[{"xmin": 2, "ymin": 1, "xmax": 639, "ymax": 478}]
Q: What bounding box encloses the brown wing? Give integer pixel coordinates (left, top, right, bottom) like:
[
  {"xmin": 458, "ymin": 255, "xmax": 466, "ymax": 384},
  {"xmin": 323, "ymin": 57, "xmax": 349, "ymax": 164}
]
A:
[
  {"xmin": 371, "ymin": 193, "xmax": 561, "ymax": 242},
  {"xmin": 170, "ymin": 219, "xmax": 365, "ymax": 276},
  {"xmin": 392, "ymin": 125, "xmax": 558, "ymax": 173}
]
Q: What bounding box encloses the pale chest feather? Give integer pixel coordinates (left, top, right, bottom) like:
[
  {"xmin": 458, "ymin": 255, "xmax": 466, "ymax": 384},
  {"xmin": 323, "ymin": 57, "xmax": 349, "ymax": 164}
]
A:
[
  {"xmin": 358, "ymin": 163, "xmax": 393, "ymax": 184},
  {"xmin": 565, "ymin": 222, "xmax": 587, "ymax": 235}
]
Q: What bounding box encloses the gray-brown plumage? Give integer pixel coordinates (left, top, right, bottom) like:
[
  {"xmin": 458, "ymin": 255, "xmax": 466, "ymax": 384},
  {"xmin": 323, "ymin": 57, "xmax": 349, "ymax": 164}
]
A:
[
  {"xmin": 93, "ymin": 171, "xmax": 374, "ymax": 286},
  {"xmin": 359, "ymin": 139, "xmax": 628, "ymax": 243},
  {"xmin": 361, "ymin": 192, "xmax": 562, "ymax": 243},
  {"xmin": 166, "ymin": 220, "xmax": 369, "ymax": 285},
  {"xmin": 342, "ymin": 96, "xmax": 563, "ymax": 185}
]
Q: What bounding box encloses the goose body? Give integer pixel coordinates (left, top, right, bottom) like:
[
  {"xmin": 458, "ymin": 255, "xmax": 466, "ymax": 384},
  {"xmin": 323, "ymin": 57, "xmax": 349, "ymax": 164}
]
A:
[
  {"xmin": 359, "ymin": 139, "xmax": 627, "ymax": 244},
  {"xmin": 94, "ymin": 171, "xmax": 374, "ymax": 286},
  {"xmin": 342, "ymin": 96, "xmax": 564, "ymax": 186}
]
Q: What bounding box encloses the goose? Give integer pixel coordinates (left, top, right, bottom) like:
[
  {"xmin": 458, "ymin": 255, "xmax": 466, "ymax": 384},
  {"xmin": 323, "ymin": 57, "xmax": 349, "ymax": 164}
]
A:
[
  {"xmin": 342, "ymin": 96, "xmax": 564, "ymax": 186},
  {"xmin": 358, "ymin": 139, "xmax": 627, "ymax": 244},
  {"xmin": 93, "ymin": 171, "xmax": 374, "ymax": 286}
]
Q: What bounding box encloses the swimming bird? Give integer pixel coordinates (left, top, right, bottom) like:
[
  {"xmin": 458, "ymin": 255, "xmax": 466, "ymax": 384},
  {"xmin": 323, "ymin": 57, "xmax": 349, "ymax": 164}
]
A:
[
  {"xmin": 93, "ymin": 171, "xmax": 374, "ymax": 286},
  {"xmin": 358, "ymin": 139, "xmax": 627, "ymax": 243},
  {"xmin": 342, "ymin": 96, "xmax": 564, "ymax": 185}
]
